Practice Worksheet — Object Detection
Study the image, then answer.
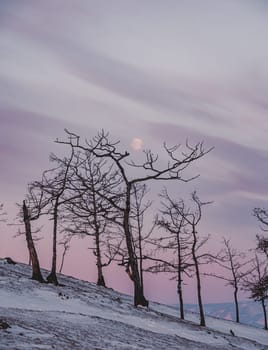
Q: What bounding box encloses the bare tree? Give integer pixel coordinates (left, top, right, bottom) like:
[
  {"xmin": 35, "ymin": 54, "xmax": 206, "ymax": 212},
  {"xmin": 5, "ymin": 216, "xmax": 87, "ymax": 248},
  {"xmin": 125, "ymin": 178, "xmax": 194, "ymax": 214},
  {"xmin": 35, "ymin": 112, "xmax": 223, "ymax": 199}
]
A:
[
  {"xmin": 56, "ymin": 129, "xmax": 212, "ymax": 306},
  {"xmin": 175, "ymin": 192, "xmax": 211, "ymax": 326},
  {"xmin": 31, "ymin": 148, "xmax": 77, "ymax": 285},
  {"xmin": 206, "ymin": 238, "xmax": 253, "ymax": 323},
  {"xmin": 243, "ymin": 254, "xmax": 268, "ymax": 330},
  {"xmin": 256, "ymin": 235, "xmax": 268, "ymax": 259},
  {"xmin": 253, "ymin": 208, "xmax": 268, "ymax": 258},
  {"xmin": 145, "ymin": 188, "xmax": 192, "ymax": 319},
  {"xmin": 62, "ymin": 152, "xmax": 122, "ymax": 287},
  {"xmin": 121, "ymin": 183, "xmax": 156, "ymax": 295},
  {"xmin": 21, "ymin": 185, "xmax": 48, "ymax": 283}
]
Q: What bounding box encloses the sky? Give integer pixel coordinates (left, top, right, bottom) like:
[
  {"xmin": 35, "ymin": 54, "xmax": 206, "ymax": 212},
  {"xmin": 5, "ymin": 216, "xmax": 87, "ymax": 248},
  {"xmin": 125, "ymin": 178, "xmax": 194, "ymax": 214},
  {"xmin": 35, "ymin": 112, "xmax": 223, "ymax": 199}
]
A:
[{"xmin": 0, "ymin": 0, "xmax": 268, "ymax": 304}]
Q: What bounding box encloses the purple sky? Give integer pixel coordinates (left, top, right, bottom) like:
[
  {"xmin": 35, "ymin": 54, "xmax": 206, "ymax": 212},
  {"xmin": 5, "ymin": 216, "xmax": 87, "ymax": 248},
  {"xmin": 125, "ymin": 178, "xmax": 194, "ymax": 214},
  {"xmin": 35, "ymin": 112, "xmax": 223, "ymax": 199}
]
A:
[{"xmin": 1, "ymin": 0, "xmax": 268, "ymax": 304}]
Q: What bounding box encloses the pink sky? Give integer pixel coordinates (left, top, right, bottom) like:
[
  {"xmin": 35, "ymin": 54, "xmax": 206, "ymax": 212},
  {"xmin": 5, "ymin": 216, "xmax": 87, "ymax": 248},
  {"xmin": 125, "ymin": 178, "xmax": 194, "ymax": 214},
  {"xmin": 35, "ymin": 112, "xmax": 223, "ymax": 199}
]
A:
[{"xmin": 1, "ymin": 0, "xmax": 268, "ymax": 304}]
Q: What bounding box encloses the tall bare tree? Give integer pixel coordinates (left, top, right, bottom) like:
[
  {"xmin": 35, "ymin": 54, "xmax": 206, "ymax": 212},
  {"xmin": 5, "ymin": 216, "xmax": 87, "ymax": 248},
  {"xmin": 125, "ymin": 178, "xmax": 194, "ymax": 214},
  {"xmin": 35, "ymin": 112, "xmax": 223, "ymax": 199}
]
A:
[
  {"xmin": 32, "ymin": 148, "xmax": 77, "ymax": 285},
  {"xmin": 253, "ymin": 208, "xmax": 268, "ymax": 258},
  {"xmin": 21, "ymin": 185, "xmax": 48, "ymax": 283},
  {"xmin": 243, "ymin": 254, "xmax": 268, "ymax": 330},
  {"xmin": 248, "ymin": 207, "xmax": 268, "ymax": 329},
  {"xmin": 62, "ymin": 152, "xmax": 122, "ymax": 287},
  {"xmin": 206, "ymin": 238, "xmax": 253, "ymax": 323},
  {"xmin": 128, "ymin": 183, "xmax": 155, "ymax": 295},
  {"xmin": 146, "ymin": 188, "xmax": 192, "ymax": 319},
  {"xmin": 175, "ymin": 192, "xmax": 211, "ymax": 326},
  {"xmin": 56, "ymin": 129, "xmax": 212, "ymax": 306}
]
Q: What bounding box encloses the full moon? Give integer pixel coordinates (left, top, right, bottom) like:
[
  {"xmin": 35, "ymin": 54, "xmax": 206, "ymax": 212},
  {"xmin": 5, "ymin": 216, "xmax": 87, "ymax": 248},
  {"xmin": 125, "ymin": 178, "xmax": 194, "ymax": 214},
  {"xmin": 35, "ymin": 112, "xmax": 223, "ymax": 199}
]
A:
[{"xmin": 131, "ymin": 138, "xmax": 143, "ymax": 151}]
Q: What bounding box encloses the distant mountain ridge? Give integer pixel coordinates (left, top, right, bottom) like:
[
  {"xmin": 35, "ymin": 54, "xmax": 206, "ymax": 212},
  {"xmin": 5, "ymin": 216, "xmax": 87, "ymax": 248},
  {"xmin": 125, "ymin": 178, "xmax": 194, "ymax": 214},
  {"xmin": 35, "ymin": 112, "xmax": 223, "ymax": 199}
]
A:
[{"xmin": 184, "ymin": 301, "xmax": 266, "ymax": 328}]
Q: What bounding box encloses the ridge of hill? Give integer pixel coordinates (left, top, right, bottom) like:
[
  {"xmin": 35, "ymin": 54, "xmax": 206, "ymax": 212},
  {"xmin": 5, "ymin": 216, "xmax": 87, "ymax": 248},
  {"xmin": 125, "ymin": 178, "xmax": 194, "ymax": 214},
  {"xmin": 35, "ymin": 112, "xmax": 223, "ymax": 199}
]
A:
[{"xmin": 0, "ymin": 258, "xmax": 267, "ymax": 350}]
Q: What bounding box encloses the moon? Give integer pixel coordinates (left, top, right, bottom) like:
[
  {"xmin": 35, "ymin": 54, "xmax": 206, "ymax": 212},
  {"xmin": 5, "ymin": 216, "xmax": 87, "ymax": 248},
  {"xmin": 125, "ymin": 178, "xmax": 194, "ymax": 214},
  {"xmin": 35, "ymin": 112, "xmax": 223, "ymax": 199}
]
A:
[{"xmin": 131, "ymin": 138, "xmax": 143, "ymax": 151}]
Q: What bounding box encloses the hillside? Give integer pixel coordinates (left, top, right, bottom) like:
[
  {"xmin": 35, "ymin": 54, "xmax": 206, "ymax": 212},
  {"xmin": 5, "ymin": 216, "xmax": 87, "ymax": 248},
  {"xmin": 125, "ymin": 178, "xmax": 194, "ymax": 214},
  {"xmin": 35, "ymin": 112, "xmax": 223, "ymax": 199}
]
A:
[{"xmin": 0, "ymin": 258, "xmax": 267, "ymax": 350}]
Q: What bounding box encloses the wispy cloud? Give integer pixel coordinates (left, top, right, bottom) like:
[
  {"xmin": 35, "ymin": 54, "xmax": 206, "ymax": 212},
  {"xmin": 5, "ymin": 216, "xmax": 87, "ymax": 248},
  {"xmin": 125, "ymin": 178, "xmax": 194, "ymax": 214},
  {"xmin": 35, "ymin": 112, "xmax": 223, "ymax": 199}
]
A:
[{"xmin": 1, "ymin": 0, "xmax": 268, "ymax": 302}]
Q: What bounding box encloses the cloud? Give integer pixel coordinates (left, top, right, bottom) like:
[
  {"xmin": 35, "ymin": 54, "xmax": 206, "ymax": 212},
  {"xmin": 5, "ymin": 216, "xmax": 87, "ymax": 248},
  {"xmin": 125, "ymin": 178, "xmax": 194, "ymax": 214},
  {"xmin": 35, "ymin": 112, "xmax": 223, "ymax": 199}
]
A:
[
  {"xmin": 1, "ymin": 0, "xmax": 268, "ymax": 156},
  {"xmin": 0, "ymin": 107, "xmax": 80, "ymax": 188},
  {"xmin": 0, "ymin": 0, "xmax": 268, "ymax": 303},
  {"xmin": 145, "ymin": 120, "xmax": 268, "ymax": 200}
]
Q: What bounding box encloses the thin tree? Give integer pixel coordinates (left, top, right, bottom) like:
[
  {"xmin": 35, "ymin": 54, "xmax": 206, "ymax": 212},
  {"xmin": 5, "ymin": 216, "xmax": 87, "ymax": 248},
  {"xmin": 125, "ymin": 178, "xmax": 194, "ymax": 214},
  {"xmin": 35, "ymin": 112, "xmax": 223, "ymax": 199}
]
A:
[
  {"xmin": 253, "ymin": 208, "xmax": 268, "ymax": 258},
  {"xmin": 145, "ymin": 188, "xmax": 192, "ymax": 320},
  {"xmin": 32, "ymin": 147, "xmax": 77, "ymax": 285},
  {"xmin": 62, "ymin": 153, "xmax": 122, "ymax": 287},
  {"xmin": 176, "ymin": 192, "xmax": 211, "ymax": 326},
  {"xmin": 243, "ymin": 254, "xmax": 268, "ymax": 330},
  {"xmin": 21, "ymin": 186, "xmax": 48, "ymax": 283},
  {"xmin": 129, "ymin": 183, "xmax": 155, "ymax": 295},
  {"xmin": 56, "ymin": 129, "xmax": 212, "ymax": 306},
  {"xmin": 205, "ymin": 238, "xmax": 253, "ymax": 323}
]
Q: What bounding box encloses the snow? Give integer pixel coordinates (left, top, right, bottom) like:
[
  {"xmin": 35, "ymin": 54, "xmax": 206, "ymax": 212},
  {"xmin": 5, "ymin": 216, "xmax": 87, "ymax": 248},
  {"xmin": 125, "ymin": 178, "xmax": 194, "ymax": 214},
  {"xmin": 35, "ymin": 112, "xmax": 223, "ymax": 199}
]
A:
[{"xmin": 0, "ymin": 259, "xmax": 267, "ymax": 350}]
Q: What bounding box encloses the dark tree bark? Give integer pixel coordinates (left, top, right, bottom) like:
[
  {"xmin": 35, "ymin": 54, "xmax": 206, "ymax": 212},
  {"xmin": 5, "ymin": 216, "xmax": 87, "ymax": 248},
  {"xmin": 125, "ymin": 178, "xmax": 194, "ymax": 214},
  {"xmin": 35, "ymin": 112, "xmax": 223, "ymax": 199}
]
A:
[
  {"xmin": 47, "ymin": 198, "xmax": 59, "ymax": 285},
  {"xmin": 176, "ymin": 228, "xmax": 186, "ymax": 320},
  {"xmin": 234, "ymin": 284, "xmax": 239, "ymax": 323},
  {"xmin": 261, "ymin": 298, "xmax": 267, "ymax": 330},
  {"xmin": 124, "ymin": 184, "xmax": 148, "ymax": 306},
  {"xmin": 95, "ymin": 220, "xmax": 106, "ymax": 287},
  {"xmin": 130, "ymin": 183, "xmax": 154, "ymax": 297},
  {"xmin": 22, "ymin": 200, "xmax": 45, "ymax": 283},
  {"xmin": 191, "ymin": 222, "xmax": 206, "ymax": 327}
]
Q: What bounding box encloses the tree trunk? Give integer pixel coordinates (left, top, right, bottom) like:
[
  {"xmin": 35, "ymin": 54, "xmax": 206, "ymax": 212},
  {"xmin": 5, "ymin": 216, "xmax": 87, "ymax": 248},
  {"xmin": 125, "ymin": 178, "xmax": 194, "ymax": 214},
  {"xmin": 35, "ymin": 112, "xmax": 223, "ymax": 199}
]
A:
[
  {"xmin": 195, "ymin": 260, "xmax": 205, "ymax": 326},
  {"xmin": 59, "ymin": 244, "xmax": 68, "ymax": 273},
  {"xmin": 47, "ymin": 199, "xmax": 59, "ymax": 285},
  {"xmin": 138, "ymin": 225, "xmax": 144, "ymax": 296},
  {"xmin": 234, "ymin": 285, "xmax": 240, "ymax": 323},
  {"xmin": 22, "ymin": 201, "xmax": 45, "ymax": 283},
  {"xmin": 177, "ymin": 231, "xmax": 184, "ymax": 319},
  {"xmin": 177, "ymin": 281, "xmax": 184, "ymax": 320},
  {"xmin": 192, "ymin": 227, "xmax": 205, "ymax": 326},
  {"xmin": 124, "ymin": 186, "xmax": 148, "ymax": 307},
  {"xmin": 261, "ymin": 299, "xmax": 268, "ymax": 330},
  {"xmin": 95, "ymin": 228, "xmax": 106, "ymax": 287},
  {"xmin": 91, "ymin": 186, "xmax": 106, "ymax": 287}
]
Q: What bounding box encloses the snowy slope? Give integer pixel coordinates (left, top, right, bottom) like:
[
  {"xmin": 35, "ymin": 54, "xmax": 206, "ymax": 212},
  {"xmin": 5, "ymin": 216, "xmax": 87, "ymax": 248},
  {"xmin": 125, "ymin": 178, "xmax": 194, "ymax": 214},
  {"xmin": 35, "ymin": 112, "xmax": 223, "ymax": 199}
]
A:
[{"xmin": 0, "ymin": 259, "xmax": 267, "ymax": 350}]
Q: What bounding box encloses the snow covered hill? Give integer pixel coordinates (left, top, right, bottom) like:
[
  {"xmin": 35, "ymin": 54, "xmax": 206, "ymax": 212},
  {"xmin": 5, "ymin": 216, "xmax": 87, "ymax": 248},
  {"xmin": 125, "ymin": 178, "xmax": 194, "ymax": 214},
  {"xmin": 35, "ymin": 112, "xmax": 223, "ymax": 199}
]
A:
[{"xmin": 0, "ymin": 259, "xmax": 267, "ymax": 350}]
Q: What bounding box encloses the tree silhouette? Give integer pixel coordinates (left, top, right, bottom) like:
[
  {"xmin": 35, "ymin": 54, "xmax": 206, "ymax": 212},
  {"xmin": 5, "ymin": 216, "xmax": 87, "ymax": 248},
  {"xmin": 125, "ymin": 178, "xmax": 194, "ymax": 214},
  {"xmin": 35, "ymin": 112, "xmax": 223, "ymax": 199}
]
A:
[
  {"xmin": 56, "ymin": 129, "xmax": 212, "ymax": 306},
  {"xmin": 243, "ymin": 254, "xmax": 268, "ymax": 330},
  {"xmin": 146, "ymin": 188, "xmax": 192, "ymax": 319},
  {"xmin": 62, "ymin": 152, "xmax": 122, "ymax": 287},
  {"xmin": 206, "ymin": 238, "xmax": 253, "ymax": 323},
  {"xmin": 173, "ymin": 192, "xmax": 211, "ymax": 327}
]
